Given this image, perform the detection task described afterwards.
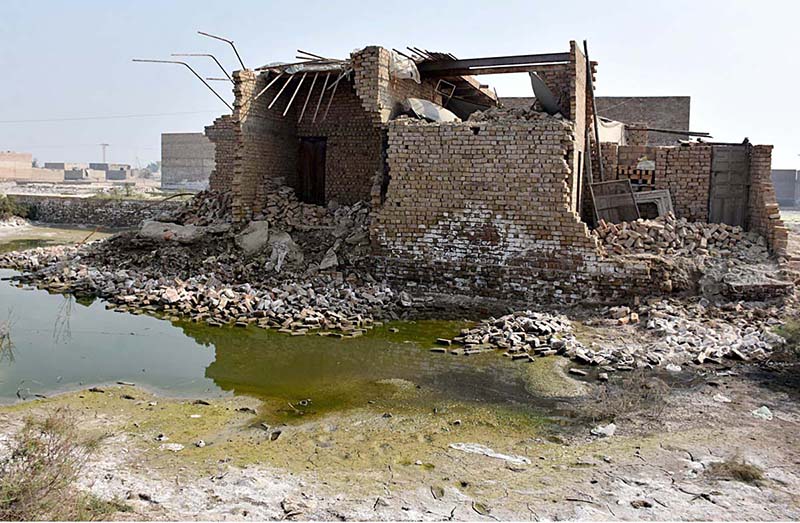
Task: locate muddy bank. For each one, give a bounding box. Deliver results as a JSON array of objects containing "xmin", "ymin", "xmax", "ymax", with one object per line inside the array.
[{"xmin": 1, "ymin": 361, "xmax": 798, "ymax": 521}]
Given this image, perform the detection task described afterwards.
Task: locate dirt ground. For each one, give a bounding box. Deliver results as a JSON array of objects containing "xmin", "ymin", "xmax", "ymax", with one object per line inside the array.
[{"xmin": 1, "ymin": 357, "xmax": 798, "ymax": 521}]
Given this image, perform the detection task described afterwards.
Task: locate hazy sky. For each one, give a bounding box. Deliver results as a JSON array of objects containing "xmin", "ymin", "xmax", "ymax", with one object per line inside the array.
[{"xmin": 1, "ymin": 0, "xmax": 798, "ymax": 168}]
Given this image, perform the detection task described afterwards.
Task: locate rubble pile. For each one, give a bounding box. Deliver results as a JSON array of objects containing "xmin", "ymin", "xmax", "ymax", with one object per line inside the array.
[
  {"xmin": 0, "ymin": 244, "xmax": 396, "ymax": 335},
  {"xmin": 594, "ymin": 214, "xmax": 767, "ymax": 259},
  {"xmin": 641, "ymin": 299, "xmax": 783, "ymax": 364},
  {"xmin": 160, "ymin": 190, "xmax": 232, "ymax": 226},
  {"xmin": 469, "ymin": 106, "xmax": 568, "ymax": 124},
  {"xmin": 431, "ymin": 300, "xmax": 787, "ymax": 373},
  {"xmin": 433, "ymin": 311, "xmax": 584, "ymax": 361}
]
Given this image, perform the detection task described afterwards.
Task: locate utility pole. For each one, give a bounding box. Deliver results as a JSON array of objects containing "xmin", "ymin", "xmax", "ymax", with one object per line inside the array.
[{"xmin": 99, "ymin": 143, "xmax": 109, "ymax": 163}]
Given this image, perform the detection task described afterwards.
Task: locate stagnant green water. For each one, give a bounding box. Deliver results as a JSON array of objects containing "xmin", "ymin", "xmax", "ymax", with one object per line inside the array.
[{"xmin": 0, "ymin": 226, "xmax": 558, "ymax": 420}]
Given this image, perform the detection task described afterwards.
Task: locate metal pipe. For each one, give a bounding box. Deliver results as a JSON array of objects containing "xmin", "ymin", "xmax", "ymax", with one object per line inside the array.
[
  {"xmin": 253, "ymin": 72, "xmax": 284, "ymax": 101},
  {"xmin": 283, "ymin": 72, "xmax": 307, "ymax": 117},
  {"xmin": 132, "ymin": 59, "xmax": 232, "ymax": 111},
  {"xmin": 297, "ymin": 49, "xmax": 329, "ymax": 61},
  {"xmin": 197, "ymin": 31, "xmax": 246, "ymax": 70},
  {"xmin": 268, "ymin": 75, "xmax": 294, "ymax": 110},
  {"xmin": 172, "ymin": 53, "xmax": 232, "ymax": 82},
  {"xmin": 298, "ymin": 73, "xmax": 319, "ymax": 123},
  {"xmin": 322, "ymin": 73, "xmax": 339, "ymax": 121},
  {"xmin": 312, "ymin": 73, "xmax": 330, "ymax": 123}
]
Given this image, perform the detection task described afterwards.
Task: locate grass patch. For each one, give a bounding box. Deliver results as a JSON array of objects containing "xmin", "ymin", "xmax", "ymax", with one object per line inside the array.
[
  {"xmin": 775, "ymin": 319, "xmax": 800, "ymax": 356},
  {"xmin": 707, "ymin": 456, "xmax": 764, "ymax": 484},
  {"xmin": 0, "ymin": 408, "xmax": 129, "ymax": 520}
]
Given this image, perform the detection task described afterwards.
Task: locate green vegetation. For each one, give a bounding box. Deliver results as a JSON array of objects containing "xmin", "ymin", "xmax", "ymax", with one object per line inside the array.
[
  {"xmin": 0, "ymin": 196, "xmax": 31, "ymax": 221},
  {"xmin": 0, "ymin": 408, "xmax": 130, "ymax": 520},
  {"xmin": 775, "ymin": 318, "xmax": 800, "ymax": 356}
]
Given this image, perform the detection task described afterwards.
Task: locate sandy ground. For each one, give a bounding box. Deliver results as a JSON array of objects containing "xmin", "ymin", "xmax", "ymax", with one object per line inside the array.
[{"xmin": 1, "ymin": 358, "xmax": 798, "ymax": 521}]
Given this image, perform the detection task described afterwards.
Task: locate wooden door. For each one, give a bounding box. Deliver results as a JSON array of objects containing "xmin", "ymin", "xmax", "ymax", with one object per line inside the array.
[
  {"xmin": 709, "ymin": 145, "xmax": 749, "ymax": 227},
  {"xmin": 297, "ymin": 137, "xmax": 326, "ymax": 205}
]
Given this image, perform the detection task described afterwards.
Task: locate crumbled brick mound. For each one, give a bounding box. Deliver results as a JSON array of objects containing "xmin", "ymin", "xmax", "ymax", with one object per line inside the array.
[
  {"xmin": 165, "ymin": 190, "xmax": 233, "ymax": 226},
  {"xmin": 468, "ymin": 106, "xmax": 569, "ymax": 123},
  {"xmin": 593, "ymin": 213, "xmax": 767, "ymax": 258},
  {"xmin": 434, "ymin": 311, "xmax": 583, "ymax": 361}
]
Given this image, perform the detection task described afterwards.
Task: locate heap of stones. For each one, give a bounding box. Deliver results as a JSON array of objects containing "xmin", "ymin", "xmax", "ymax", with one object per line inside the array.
[
  {"xmin": 430, "ymin": 301, "xmax": 787, "ymax": 373},
  {"xmin": 593, "ymin": 213, "xmax": 767, "ymax": 259},
  {"xmin": 468, "ymin": 106, "xmax": 569, "ymax": 125},
  {"xmin": 0, "ymin": 244, "xmax": 396, "ymax": 336},
  {"xmin": 165, "ymin": 190, "xmax": 232, "ymax": 226},
  {"xmin": 432, "ymin": 311, "xmax": 584, "ymax": 362}
]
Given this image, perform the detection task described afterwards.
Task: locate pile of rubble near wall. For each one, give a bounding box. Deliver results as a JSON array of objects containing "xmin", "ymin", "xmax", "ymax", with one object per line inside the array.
[
  {"xmin": 432, "ymin": 299, "xmax": 788, "ymax": 372},
  {"xmin": 593, "ymin": 213, "xmax": 796, "ymax": 300},
  {"xmin": 0, "ymin": 186, "xmax": 393, "ymax": 335}
]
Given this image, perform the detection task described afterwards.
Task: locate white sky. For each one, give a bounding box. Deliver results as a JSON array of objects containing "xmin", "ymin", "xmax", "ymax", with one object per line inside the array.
[{"xmin": 1, "ymin": 0, "xmax": 798, "ymax": 168}]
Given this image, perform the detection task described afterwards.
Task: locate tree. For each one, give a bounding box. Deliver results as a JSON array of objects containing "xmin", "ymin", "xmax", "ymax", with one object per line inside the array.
[{"xmin": 145, "ymin": 161, "xmax": 161, "ymax": 174}]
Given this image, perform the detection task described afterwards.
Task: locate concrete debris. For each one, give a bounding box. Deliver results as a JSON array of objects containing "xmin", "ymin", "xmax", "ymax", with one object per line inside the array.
[
  {"xmin": 713, "ymin": 394, "xmax": 732, "ymax": 403},
  {"xmin": 448, "ymin": 442, "xmax": 531, "ymax": 465},
  {"xmin": 235, "ymin": 220, "xmax": 270, "ymax": 255},
  {"xmin": 139, "ymin": 220, "xmax": 207, "ymax": 244},
  {"xmin": 751, "ymin": 405, "xmax": 773, "ymax": 420},
  {"xmin": 590, "ymin": 423, "xmax": 616, "ymax": 437}
]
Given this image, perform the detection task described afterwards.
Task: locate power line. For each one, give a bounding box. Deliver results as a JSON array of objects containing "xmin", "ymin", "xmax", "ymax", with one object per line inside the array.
[{"xmin": 0, "ymin": 110, "xmax": 220, "ymax": 124}]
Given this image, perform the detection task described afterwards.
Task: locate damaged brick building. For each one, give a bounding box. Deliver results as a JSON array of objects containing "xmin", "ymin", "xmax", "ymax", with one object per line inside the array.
[{"xmin": 204, "ymin": 41, "xmax": 788, "ymax": 302}]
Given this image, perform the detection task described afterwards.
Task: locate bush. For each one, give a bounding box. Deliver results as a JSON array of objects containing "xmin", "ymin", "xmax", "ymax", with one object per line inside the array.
[
  {"xmin": 0, "ymin": 409, "xmax": 128, "ymax": 520},
  {"xmin": 0, "ymin": 196, "xmax": 30, "ymax": 221}
]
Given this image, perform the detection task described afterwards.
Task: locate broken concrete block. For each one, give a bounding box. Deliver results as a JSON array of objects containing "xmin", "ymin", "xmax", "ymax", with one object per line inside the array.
[
  {"xmin": 235, "ymin": 220, "xmax": 270, "ymax": 255},
  {"xmin": 139, "ymin": 220, "xmax": 205, "ymax": 244}
]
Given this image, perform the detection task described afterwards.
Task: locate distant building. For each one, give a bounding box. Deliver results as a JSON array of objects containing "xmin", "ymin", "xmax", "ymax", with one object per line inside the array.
[
  {"xmin": 500, "ymin": 96, "xmax": 691, "ymax": 146},
  {"xmin": 161, "ymin": 133, "xmax": 215, "ymax": 191},
  {"xmin": 772, "ymin": 169, "xmax": 798, "ymax": 207},
  {"xmin": 593, "ymin": 96, "xmax": 691, "ymax": 145}
]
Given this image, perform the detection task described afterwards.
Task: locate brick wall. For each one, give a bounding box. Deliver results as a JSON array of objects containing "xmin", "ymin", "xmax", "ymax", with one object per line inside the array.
[
  {"xmin": 748, "ymin": 145, "xmax": 789, "ymax": 255},
  {"xmin": 598, "ymin": 143, "xmax": 712, "ymax": 222},
  {"xmin": 370, "ymin": 116, "xmax": 664, "ymax": 303},
  {"xmin": 205, "ymin": 115, "xmax": 235, "ymax": 192},
  {"xmin": 161, "ymin": 132, "xmax": 215, "ymax": 191}
]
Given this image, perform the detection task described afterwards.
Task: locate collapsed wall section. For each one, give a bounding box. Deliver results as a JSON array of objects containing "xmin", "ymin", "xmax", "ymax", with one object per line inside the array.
[
  {"xmin": 371, "ymin": 116, "xmax": 657, "ymax": 302},
  {"xmin": 749, "ymin": 145, "xmax": 789, "ymax": 255},
  {"xmin": 205, "ymin": 115, "xmax": 236, "ymax": 192}
]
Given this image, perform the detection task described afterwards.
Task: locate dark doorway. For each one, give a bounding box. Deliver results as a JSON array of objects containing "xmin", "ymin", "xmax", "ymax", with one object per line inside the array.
[
  {"xmin": 297, "ymin": 137, "xmax": 326, "ymax": 205},
  {"xmin": 709, "ymin": 144, "xmax": 750, "ymax": 227}
]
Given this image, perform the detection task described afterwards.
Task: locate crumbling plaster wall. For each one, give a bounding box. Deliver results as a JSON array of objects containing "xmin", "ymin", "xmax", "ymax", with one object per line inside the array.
[{"xmin": 371, "ymin": 117, "xmax": 659, "ymax": 302}]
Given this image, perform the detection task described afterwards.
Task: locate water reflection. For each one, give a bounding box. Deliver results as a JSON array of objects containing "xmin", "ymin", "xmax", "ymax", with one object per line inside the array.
[{"xmin": 0, "ymin": 267, "xmax": 553, "ymax": 419}]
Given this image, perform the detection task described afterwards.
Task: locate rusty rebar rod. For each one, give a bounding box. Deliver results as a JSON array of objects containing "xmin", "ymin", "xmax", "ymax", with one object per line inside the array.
[
  {"xmin": 172, "ymin": 53, "xmax": 232, "ymax": 82},
  {"xmin": 197, "ymin": 31, "xmax": 246, "ymax": 70},
  {"xmin": 132, "ymin": 59, "xmax": 232, "ymax": 111}
]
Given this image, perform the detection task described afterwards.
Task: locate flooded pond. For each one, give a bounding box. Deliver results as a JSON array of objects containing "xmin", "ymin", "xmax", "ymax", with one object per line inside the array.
[
  {"xmin": 0, "ymin": 226, "xmax": 568, "ymax": 422},
  {"xmin": 0, "ymin": 223, "xmax": 112, "ymax": 254}
]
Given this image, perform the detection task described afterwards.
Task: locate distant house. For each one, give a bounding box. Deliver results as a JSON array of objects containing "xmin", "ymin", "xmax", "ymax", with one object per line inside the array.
[{"xmin": 772, "ymin": 169, "xmax": 799, "ymax": 207}]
